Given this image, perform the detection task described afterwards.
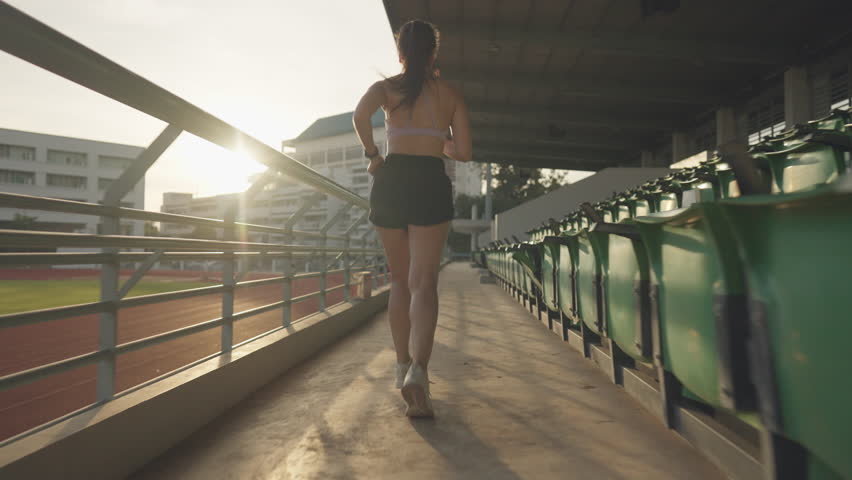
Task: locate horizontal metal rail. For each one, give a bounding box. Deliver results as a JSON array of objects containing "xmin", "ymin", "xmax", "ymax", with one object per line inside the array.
[
  {"xmin": 0, "ymin": 229, "xmax": 381, "ymax": 253},
  {"xmin": 0, "ymin": 350, "xmax": 107, "ymax": 393},
  {"xmin": 1, "ymin": 270, "xmax": 361, "ymax": 328},
  {"xmin": 0, "ymin": 193, "xmax": 345, "ymax": 241},
  {"xmin": 0, "ymin": 251, "xmax": 343, "ymax": 266},
  {"xmin": 0, "ymin": 280, "xmax": 364, "ymax": 394},
  {"xmin": 118, "ymin": 285, "xmax": 228, "ymax": 309},
  {"xmin": 0, "ymin": 1, "xmax": 390, "ymax": 443},
  {"xmin": 0, "ymin": 301, "xmax": 110, "ymax": 329},
  {"xmin": 0, "ymin": 3, "xmax": 367, "ymax": 209}
]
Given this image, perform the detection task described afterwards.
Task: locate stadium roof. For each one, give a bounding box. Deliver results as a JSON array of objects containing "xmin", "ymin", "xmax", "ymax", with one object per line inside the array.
[{"xmin": 381, "ymin": 0, "xmax": 852, "ymax": 170}]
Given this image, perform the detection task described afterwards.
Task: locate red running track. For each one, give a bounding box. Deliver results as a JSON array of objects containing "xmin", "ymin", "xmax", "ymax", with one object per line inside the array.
[{"xmin": 0, "ymin": 272, "xmax": 386, "ymax": 442}]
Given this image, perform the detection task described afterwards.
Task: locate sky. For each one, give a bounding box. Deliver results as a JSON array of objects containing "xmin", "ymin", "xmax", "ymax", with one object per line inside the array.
[{"xmin": 1, "ymin": 0, "xmax": 400, "ymax": 211}]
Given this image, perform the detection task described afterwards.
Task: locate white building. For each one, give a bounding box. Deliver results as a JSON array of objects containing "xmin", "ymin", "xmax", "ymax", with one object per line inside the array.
[
  {"xmin": 160, "ymin": 192, "xmax": 238, "ymax": 238},
  {"xmin": 0, "ymin": 128, "xmax": 145, "ymax": 237},
  {"xmin": 284, "ymin": 109, "xmax": 482, "ymax": 201},
  {"xmin": 448, "ymin": 160, "xmax": 483, "ymax": 198},
  {"xmin": 160, "ymin": 109, "xmax": 483, "ymax": 242}
]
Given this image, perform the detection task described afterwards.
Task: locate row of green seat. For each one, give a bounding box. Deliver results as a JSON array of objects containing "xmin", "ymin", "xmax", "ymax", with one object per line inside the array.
[{"xmin": 477, "ymin": 109, "xmax": 852, "ymax": 480}]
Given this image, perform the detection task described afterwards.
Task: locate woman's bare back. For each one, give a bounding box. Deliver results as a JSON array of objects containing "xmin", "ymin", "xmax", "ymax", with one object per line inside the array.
[{"xmin": 381, "ymin": 77, "xmax": 460, "ymax": 158}]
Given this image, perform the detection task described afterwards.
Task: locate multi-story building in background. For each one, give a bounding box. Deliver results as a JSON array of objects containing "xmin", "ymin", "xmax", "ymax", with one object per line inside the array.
[
  {"xmin": 0, "ymin": 128, "xmax": 145, "ymax": 238},
  {"xmin": 283, "ymin": 108, "xmax": 482, "ymax": 211},
  {"xmin": 161, "ymin": 109, "xmax": 483, "ymax": 244}
]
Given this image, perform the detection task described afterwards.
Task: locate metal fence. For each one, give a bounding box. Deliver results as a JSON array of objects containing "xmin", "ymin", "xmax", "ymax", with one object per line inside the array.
[{"xmin": 0, "ymin": 1, "xmax": 388, "ymax": 441}]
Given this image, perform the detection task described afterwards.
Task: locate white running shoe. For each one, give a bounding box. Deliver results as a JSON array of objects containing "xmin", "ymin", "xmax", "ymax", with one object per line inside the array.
[
  {"xmin": 401, "ymin": 362, "xmax": 434, "ymax": 417},
  {"xmin": 395, "ymin": 359, "xmax": 412, "ymax": 389}
]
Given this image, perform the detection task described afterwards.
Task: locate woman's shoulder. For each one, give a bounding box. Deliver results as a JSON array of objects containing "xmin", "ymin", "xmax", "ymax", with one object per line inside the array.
[
  {"xmin": 433, "ymin": 78, "xmax": 458, "ymax": 94},
  {"xmin": 380, "ymin": 75, "xmax": 404, "ymax": 89},
  {"xmin": 434, "ymin": 78, "xmax": 463, "ymax": 105}
]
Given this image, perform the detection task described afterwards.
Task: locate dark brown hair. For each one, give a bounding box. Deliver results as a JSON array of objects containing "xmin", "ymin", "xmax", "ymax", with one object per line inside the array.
[{"xmin": 390, "ymin": 20, "xmax": 440, "ymax": 112}]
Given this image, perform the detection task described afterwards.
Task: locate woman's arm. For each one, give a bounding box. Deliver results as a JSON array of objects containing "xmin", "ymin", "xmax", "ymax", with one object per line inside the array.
[
  {"xmin": 443, "ymin": 85, "xmax": 472, "ymax": 162},
  {"xmin": 353, "ymin": 81, "xmax": 386, "ymax": 173}
]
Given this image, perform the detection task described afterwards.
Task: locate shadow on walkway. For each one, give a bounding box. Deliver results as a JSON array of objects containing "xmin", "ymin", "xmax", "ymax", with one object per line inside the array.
[{"xmin": 131, "ymin": 263, "xmax": 724, "ymax": 480}]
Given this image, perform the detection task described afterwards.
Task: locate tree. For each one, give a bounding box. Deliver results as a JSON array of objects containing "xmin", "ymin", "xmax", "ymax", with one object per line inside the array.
[
  {"xmin": 453, "ymin": 167, "xmax": 567, "ymax": 220},
  {"xmin": 7, "ymin": 213, "xmax": 38, "ymax": 230},
  {"xmin": 447, "ymin": 167, "xmax": 568, "ymax": 254},
  {"xmin": 0, "ymin": 214, "xmax": 48, "ymax": 253},
  {"xmin": 144, "ymin": 222, "xmax": 160, "ymax": 237},
  {"xmin": 491, "ymin": 165, "xmax": 566, "ymax": 215}
]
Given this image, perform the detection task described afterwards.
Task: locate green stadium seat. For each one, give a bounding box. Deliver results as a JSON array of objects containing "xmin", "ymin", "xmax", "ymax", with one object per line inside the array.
[
  {"xmin": 540, "ymin": 236, "xmax": 561, "ymax": 313},
  {"xmin": 634, "ymin": 204, "xmax": 755, "ymax": 413},
  {"xmin": 721, "ymin": 177, "xmax": 852, "ymax": 479}
]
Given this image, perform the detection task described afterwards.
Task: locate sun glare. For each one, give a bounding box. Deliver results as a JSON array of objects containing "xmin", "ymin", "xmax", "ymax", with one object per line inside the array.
[{"xmin": 176, "ymin": 136, "xmax": 267, "ymax": 197}]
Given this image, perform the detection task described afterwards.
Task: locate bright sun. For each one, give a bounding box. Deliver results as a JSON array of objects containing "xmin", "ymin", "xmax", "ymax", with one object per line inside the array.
[{"xmin": 174, "ymin": 135, "xmax": 268, "ymax": 197}]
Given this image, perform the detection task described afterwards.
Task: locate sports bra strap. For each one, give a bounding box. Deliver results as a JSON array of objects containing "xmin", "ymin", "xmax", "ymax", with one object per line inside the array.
[{"xmin": 385, "ymin": 87, "xmax": 449, "ymax": 139}]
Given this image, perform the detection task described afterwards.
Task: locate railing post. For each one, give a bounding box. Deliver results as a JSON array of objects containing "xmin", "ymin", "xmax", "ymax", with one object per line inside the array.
[
  {"xmin": 97, "ymin": 123, "xmax": 181, "ymax": 402},
  {"xmin": 318, "ymin": 233, "xmax": 327, "ymax": 310},
  {"xmin": 361, "ymin": 235, "xmax": 368, "ymax": 273},
  {"xmin": 281, "ymin": 192, "xmax": 324, "ymax": 322},
  {"xmin": 318, "ymin": 204, "xmax": 353, "ymax": 310},
  {"xmin": 343, "ymin": 233, "xmax": 351, "ymax": 301},
  {"xmin": 282, "ymin": 231, "xmax": 293, "ymax": 327},
  {"xmin": 221, "ymin": 211, "xmax": 236, "ymax": 352},
  {"xmin": 342, "ymin": 210, "xmax": 368, "ymax": 301},
  {"xmin": 97, "ymin": 214, "xmax": 119, "ymax": 402}
]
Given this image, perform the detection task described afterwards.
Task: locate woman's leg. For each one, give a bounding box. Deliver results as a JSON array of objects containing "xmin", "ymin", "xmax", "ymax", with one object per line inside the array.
[
  {"xmin": 376, "ymin": 226, "xmax": 412, "ymax": 363},
  {"xmin": 407, "ymin": 222, "xmax": 450, "ymax": 368}
]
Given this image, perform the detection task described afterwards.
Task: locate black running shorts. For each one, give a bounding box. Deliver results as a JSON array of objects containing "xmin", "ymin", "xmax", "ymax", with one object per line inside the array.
[{"xmin": 369, "ymin": 153, "xmax": 454, "ymax": 230}]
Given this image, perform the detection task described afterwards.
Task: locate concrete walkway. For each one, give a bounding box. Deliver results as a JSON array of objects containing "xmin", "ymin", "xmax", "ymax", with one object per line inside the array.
[{"xmin": 131, "ymin": 263, "xmax": 724, "ymax": 480}]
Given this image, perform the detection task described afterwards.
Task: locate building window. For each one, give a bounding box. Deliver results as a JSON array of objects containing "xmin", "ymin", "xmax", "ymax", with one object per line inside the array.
[
  {"xmin": 0, "ymin": 169, "xmax": 36, "ymax": 185},
  {"xmin": 309, "ymin": 151, "xmax": 325, "ymax": 166},
  {"xmin": 47, "ymin": 149, "xmax": 88, "ymax": 167},
  {"xmin": 193, "ymin": 204, "xmax": 217, "ymax": 213},
  {"xmin": 0, "ymin": 144, "xmax": 35, "ymax": 162},
  {"xmin": 98, "ymin": 177, "xmax": 114, "ymax": 191},
  {"xmin": 96, "ymin": 223, "xmax": 133, "ymax": 235},
  {"xmin": 272, "ymin": 198, "xmax": 301, "ymax": 208},
  {"xmin": 98, "ymin": 155, "xmax": 133, "ymax": 170},
  {"xmin": 352, "ymin": 175, "xmax": 369, "ymax": 185},
  {"xmin": 345, "ymin": 145, "xmax": 361, "ymax": 160},
  {"xmin": 327, "ymin": 148, "xmax": 343, "ymax": 163},
  {"xmin": 351, "ymin": 167, "xmax": 367, "ymax": 174},
  {"xmin": 46, "ymin": 173, "xmax": 87, "ymax": 189}
]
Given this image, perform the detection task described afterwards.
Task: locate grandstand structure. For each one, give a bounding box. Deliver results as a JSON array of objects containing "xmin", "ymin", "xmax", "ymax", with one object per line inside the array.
[
  {"xmin": 451, "ymin": 1, "xmax": 852, "ymax": 478},
  {"xmin": 2, "ymin": 1, "xmax": 852, "ymax": 479}
]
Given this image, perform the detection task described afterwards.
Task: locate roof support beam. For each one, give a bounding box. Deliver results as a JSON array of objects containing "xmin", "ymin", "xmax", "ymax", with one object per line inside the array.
[
  {"xmin": 439, "ymin": 24, "xmax": 787, "ymax": 65},
  {"xmin": 475, "ymin": 143, "xmax": 634, "ymax": 161},
  {"xmin": 454, "ymin": 72, "xmax": 716, "ymax": 105},
  {"xmin": 474, "ymin": 147, "xmax": 634, "ymax": 170},
  {"xmin": 472, "ymin": 154, "xmax": 633, "ymax": 171},
  {"xmin": 472, "ymin": 127, "xmax": 647, "ymax": 151},
  {"xmin": 468, "ymin": 103, "xmax": 681, "ymax": 131}
]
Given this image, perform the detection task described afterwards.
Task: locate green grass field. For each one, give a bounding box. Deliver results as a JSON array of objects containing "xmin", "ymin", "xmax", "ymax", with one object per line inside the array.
[{"xmin": 0, "ymin": 279, "xmax": 216, "ymax": 315}]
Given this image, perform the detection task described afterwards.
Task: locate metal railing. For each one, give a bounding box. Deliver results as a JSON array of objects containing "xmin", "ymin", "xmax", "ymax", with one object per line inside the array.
[{"xmin": 0, "ymin": 1, "xmax": 389, "ymax": 441}]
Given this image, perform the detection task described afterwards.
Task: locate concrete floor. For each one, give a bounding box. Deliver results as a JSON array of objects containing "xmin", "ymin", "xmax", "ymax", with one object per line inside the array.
[{"xmin": 131, "ymin": 263, "xmax": 724, "ymax": 480}]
